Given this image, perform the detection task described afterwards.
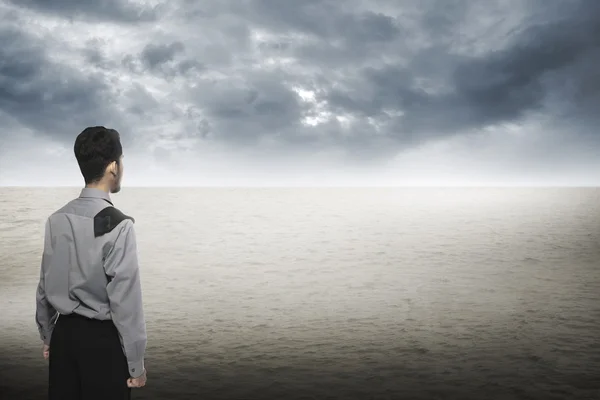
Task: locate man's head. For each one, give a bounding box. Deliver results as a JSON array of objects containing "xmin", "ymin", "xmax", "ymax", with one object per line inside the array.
[{"xmin": 74, "ymin": 126, "xmax": 125, "ymax": 193}]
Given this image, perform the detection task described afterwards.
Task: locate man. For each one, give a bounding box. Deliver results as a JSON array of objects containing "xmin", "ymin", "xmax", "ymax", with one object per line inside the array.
[{"xmin": 35, "ymin": 126, "xmax": 148, "ymax": 400}]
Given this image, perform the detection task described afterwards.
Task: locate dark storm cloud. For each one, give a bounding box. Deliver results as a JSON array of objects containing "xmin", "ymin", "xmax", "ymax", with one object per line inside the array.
[
  {"xmin": 165, "ymin": 0, "xmax": 599, "ymax": 157},
  {"xmin": 0, "ymin": 27, "xmax": 119, "ymax": 140},
  {"xmin": 234, "ymin": 0, "xmax": 471, "ymax": 67},
  {"xmin": 322, "ymin": 0, "xmax": 600, "ymax": 142},
  {"xmin": 235, "ymin": 0, "xmax": 405, "ymax": 68},
  {"xmin": 118, "ymin": 41, "xmax": 205, "ymax": 79},
  {"xmin": 2, "ymin": 0, "xmax": 599, "ymax": 163},
  {"xmin": 141, "ymin": 42, "xmax": 185, "ymax": 69},
  {"xmin": 452, "ymin": 1, "xmax": 600, "ymax": 124},
  {"xmin": 187, "ymin": 73, "xmax": 306, "ymax": 146},
  {"xmin": 248, "ymin": 0, "xmax": 401, "ymax": 44},
  {"xmin": 6, "ymin": 0, "xmax": 160, "ymax": 22}
]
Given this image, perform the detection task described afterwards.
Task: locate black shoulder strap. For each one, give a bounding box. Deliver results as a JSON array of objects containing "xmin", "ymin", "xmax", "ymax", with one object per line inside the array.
[{"xmin": 93, "ymin": 206, "xmax": 135, "ymax": 238}]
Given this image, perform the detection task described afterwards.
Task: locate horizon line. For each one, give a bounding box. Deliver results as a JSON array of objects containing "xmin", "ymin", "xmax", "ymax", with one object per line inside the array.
[{"xmin": 1, "ymin": 184, "xmax": 598, "ymax": 189}]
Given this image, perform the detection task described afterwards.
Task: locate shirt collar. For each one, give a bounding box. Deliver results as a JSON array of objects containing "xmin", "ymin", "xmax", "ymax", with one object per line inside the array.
[{"xmin": 79, "ymin": 188, "xmax": 113, "ymax": 205}]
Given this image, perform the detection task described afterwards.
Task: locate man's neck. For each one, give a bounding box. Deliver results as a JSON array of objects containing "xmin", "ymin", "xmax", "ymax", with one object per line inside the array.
[{"xmin": 85, "ymin": 183, "xmax": 111, "ymax": 194}]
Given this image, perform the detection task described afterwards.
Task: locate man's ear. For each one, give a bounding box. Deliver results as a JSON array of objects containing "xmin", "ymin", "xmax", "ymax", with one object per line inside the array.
[{"xmin": 108, "ymin": 160, "xmax": 117, "ymax": 176}]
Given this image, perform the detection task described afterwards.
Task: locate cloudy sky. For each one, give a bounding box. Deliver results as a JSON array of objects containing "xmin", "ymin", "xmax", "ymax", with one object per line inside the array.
[{"xmin": 0, "ymin": 0, "xmax": 598, "ymax": 186}]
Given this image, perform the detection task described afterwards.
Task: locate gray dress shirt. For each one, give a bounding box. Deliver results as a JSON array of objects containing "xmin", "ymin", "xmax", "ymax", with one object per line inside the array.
[{"xmin": 35, "ymin": 188, "xmax": 147, "ymax": 378}]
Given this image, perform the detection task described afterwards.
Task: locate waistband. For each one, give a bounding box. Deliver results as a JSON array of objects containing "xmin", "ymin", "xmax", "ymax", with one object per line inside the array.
[{"xmin": 59, "ymin": 312, "xmax": 112, "ymax": 323}]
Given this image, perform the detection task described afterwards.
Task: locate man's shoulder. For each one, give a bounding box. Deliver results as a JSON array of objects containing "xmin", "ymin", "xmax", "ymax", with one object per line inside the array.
[
  {"xmin": 49, "ymin": 199, "xmax": 76, "ymax": 216},
  {"xmin": 93, "ymin": 206, "xmax": 135, "ymax": 238},
  {"xmin": 45, "ymin": 200, "xmax": 75, "ymax": 227},
  {"xmin": 45, "ymin": 199, "xmax": 135, "ymax": 237}
]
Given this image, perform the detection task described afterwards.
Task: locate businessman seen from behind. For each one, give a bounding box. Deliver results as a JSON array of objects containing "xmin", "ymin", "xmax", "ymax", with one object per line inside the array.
[{"xmin": 35, "ymin": 126, "xmax": 147, "ymax": 400}]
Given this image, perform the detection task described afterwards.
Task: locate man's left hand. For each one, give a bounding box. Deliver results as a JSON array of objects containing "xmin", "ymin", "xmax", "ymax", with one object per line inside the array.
[{"xmin": 42, "ymin": 343, "xmax": 50, "ymax": 360}]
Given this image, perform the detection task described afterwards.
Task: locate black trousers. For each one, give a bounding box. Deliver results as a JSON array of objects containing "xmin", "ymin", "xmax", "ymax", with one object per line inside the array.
[{"xmin": 49, "ymin": 312, "xmax": 131, "ymax": 400}]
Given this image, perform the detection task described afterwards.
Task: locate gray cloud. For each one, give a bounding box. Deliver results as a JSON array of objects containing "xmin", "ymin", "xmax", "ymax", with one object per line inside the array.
[
  {"xmin": 194, "ymin": 74, "xmax": 305, "ymax": 144},
  {"xmin": 169, "ymin": 0, "xmax": 600, "ymax": 158},
  {"xmin": 122, "ymin": 41, "xmax": 205, "ymax": 79},
  {"xmin": 6, "ymin": 0, "xmax": 160, "ymax": 22},
  {"xmin": 322, "ymin": 0, "xmax": 600, "ymax": 144},
  {"xmin": 0, "ymin": 27, "xmax": 120, "ymax": 139},
  {"xmin": 246, "ymin": 0, "xmax": 401, "ymax": 44},
  {"xmin": 1, "ymin": 0, "xmax": 599, "ymax": 180},
  {"xmin": 141, "ymin": 42, "xmax": 185, "ymax": 69}
]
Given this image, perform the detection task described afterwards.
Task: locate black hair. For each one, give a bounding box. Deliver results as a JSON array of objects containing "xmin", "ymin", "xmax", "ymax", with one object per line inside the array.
[{"xmin": 74, "ymin": 126, "xmax": 123, "ymax": 184}]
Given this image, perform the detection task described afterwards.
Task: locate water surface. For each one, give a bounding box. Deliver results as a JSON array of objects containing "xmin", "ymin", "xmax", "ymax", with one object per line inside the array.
[{"xmin": 1, "ymin": 187, "xmax": 599, "ymax": 399}]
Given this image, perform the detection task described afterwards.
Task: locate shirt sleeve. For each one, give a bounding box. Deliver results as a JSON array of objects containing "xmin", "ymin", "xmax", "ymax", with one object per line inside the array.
[
  {"xmin": 104, "ymin": 220, "xmax": 147, "ymax": 378},
  {"xmin": 35, "ymin": 218, "xmax": 59, "ymax": 346}
]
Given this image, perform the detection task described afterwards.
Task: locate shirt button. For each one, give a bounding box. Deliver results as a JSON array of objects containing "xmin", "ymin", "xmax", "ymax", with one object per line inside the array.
[{"xmin": 132, "ymin": 368, "xmax": 135, "ymax": 372}]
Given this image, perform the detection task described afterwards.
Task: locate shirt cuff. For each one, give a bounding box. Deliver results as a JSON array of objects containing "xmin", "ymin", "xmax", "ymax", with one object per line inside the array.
[
  {"xmin": 40, "ymin": 329, "xmax": 53, "ymax": 346},
  {"xmin": 128, "ymin": 359, "xmax": 145, "ymax": 378}
]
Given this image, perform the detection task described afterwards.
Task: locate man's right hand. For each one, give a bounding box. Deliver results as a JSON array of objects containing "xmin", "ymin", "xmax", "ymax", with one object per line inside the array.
[{"xmin": 127, "ymin": 368, "xmax": 147, "ymax": 388}]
